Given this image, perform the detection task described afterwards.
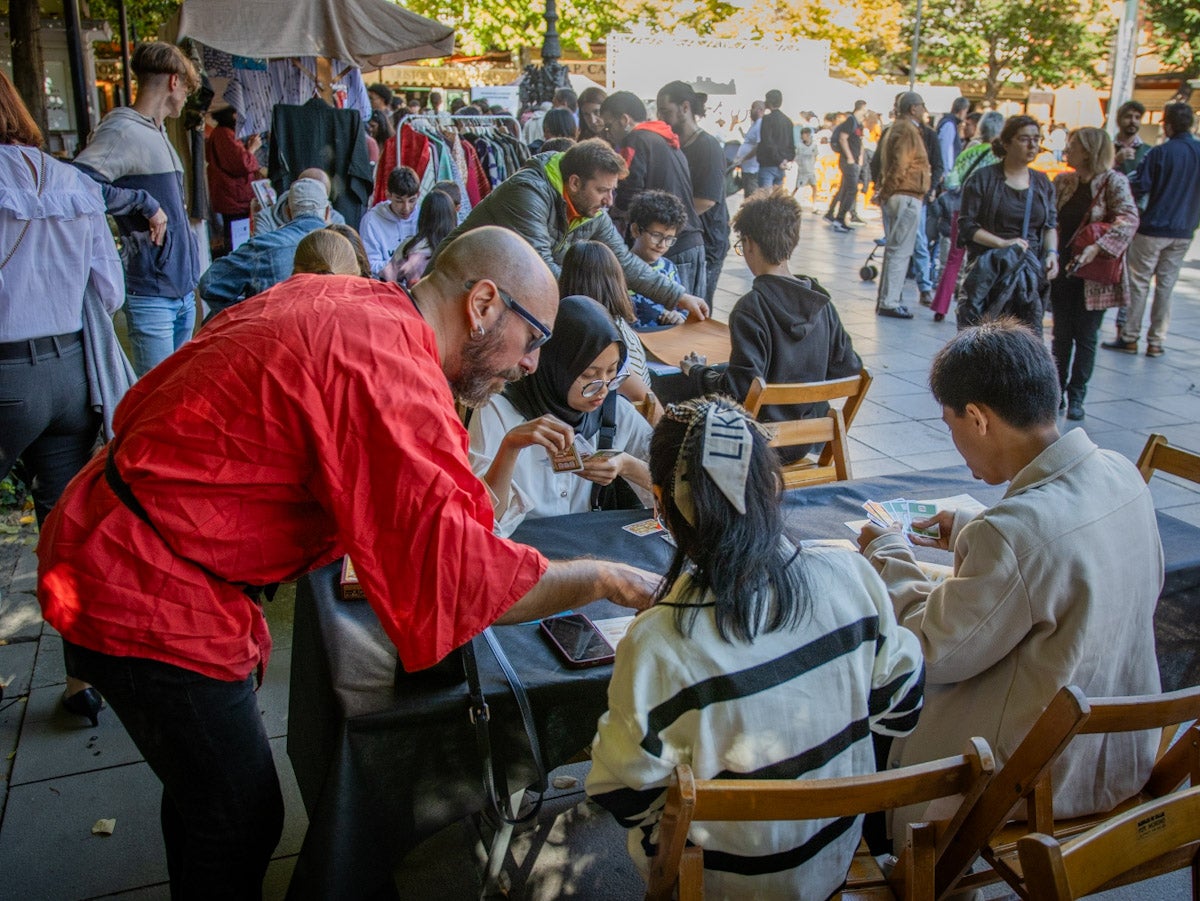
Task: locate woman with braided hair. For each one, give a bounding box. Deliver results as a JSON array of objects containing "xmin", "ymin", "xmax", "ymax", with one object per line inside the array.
[{"xmin": 587, "ymin": 396, "xmax": 925, "ymax": 899}]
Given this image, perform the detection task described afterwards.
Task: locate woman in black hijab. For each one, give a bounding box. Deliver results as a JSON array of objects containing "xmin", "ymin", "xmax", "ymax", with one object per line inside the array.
[{"xmin": 468, "ymin": 296, "xmax": 654, "ymax": 537}]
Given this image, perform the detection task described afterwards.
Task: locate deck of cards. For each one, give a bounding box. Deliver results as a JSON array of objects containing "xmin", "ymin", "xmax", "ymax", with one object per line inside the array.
[
  {"xmin": 863, "ymin": 498, "xmax": 941, "ymax": 539},
  {"xmin": 622, "ymin": 518, "xmax": 664, "ymax": 537}
]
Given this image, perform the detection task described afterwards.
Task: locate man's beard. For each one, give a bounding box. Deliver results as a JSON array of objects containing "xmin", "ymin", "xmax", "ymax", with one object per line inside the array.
[{"xmin": 452, "ymin": 314, "xmax": 526, "ymax": 408}]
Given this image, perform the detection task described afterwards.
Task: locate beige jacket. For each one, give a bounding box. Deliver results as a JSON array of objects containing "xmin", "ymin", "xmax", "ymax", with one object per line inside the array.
[{"xmin": 865, "ymin": 429, "xmax": 1163, "ymax": 826}]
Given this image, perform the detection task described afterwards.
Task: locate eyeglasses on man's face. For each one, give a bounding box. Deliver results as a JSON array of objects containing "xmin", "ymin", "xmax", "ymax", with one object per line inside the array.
[
  {"xmin": 464, "ymin": 280, "xmax": 552, "ymax": 352},
  {"xmin": 733, "ymin": 239, "xmax": 745, "ymax": 256},
  {"xmin": 579, "ymin": 373, "xmax": 629, "ymax": 398}
]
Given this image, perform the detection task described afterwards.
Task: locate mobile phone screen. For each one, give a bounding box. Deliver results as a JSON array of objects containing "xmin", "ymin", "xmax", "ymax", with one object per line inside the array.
[{"xmin": 541, "ymin": 614, "xmax": 613, "ymax": 665}]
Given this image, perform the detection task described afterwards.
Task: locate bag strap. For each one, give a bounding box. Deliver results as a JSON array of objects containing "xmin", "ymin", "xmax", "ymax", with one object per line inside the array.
[
  {"xmin": 0, "ymin": 149, "xmax": 45, "ymax": 273},
  {"xmin": 1063, "ymin": 172, "xmax": 1112, "ymax": 252},
  {"xmin": 1021, "ymin": 175, "xmax": 1035, "ymax": 241},
  {"xmin": 589, "ymin": 391, "xmax": 620, "ymax": 510},
  {"xmin": 104, "ymin": 445, "xmax": 278, "ymax": 605},
  {"xmin": 462, "ymin": 627, "xmax": 547, "ymax": 825}
]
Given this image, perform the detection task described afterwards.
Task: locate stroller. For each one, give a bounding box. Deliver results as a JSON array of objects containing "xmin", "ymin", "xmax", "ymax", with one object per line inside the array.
[{"xmin": 859, "ymin": 237, "xmax": 887, "ymax": 281}]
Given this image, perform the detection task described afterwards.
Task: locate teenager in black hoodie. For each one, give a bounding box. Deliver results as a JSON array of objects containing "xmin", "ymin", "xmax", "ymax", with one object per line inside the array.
[{"xmin": 681, "ymin": 188, "xmax": 861, "ymax": 456}]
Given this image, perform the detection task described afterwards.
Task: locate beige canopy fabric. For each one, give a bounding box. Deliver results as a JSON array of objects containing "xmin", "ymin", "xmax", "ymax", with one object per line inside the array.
[{"xmin": 173, "ymin": 0, "xmax": 454, "ymax": 68}]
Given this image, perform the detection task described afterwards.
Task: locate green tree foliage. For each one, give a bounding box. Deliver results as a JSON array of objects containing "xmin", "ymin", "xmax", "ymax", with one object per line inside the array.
[
  {"xmin": 906, "ymin": 0, "xmax": 1113, "ymax": 100},
  {"xmin": 1143, "ymin": 0, "xmax": 1199, "ymax": 78},
  {"xmin": 402, "ymin": 0, "xmax": 626, "ymax": 57},
  {"xmin": 86, "ymin": 0, "xmax": 180, "ymax": 41}
]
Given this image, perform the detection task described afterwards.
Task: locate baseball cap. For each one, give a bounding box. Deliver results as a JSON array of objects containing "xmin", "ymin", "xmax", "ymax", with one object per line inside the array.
[{"xmin": 288, "ymin": 178, "xmax": 329, "ymax": 218}]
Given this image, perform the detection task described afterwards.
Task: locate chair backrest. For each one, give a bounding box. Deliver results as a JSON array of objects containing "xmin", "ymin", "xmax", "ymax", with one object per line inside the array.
[
  {"xmin": 1017, "ymin": 786, "xmax": 1200, "ymax": 900},
  {"xmin": 743, "ymin": 369, "xmax": 872, "ymax": 488},
  {"xmin": 645, "ymin": 737, "xmax": 996, "ymax": 901},
  {"xmin": 935, "ymin": 684, "xmax": 1200, "ymax": 897},
  {"xmin": 1137, "ymin": 434, "xmax": 1200, "ymax": 485},
  {"xmin": 932, "ymin": 686, "xmax": 1092, "ymax": 895},
  {"xmin": 1027, "ymin": 685, "xmax": 1200, "ymax": 828}
]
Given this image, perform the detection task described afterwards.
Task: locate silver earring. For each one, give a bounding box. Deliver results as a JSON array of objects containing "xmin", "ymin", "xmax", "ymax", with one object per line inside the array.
[{"xmin": 474, "ymin": 325, "xmax": 486, "ymax": 338}]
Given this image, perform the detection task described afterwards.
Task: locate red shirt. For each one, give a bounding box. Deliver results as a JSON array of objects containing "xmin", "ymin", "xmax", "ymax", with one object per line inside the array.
[
  {"xmin": 39, "ymin": 275, "xmax": 547, "ymax": 681},
  {"xmin": 205, "ymin": 125, "xmax": 259, "ymax": 217}
]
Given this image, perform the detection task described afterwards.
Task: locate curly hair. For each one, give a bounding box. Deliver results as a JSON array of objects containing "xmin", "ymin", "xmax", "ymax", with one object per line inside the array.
[
  {"xmin": 627, "ymin": 189, "xmax": 688, "ymax": 232},
  {"xmin": 731, "ymin": 187, "xmax": 801, "ymax": 265}
]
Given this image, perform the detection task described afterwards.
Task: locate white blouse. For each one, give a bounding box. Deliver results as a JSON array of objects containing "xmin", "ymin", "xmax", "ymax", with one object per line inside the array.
[{"xmin": 468, "ymin": 393, "xmax": 654, "ymax": 538}]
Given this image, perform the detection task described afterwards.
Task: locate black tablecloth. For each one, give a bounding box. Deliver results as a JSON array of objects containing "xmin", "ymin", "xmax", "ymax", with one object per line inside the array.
[{"xmin": 285, "ymin": 465, "xmax": 1200, "ymax": 899}]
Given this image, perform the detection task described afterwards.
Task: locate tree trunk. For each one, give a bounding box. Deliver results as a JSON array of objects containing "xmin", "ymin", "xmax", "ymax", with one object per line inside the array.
[{"xmin": 8, "ymin": 0, "xmax": 47, "ymax": 141}]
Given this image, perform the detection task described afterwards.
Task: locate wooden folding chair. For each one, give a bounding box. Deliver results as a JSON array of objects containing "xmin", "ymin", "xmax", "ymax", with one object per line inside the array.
[
  {"xmin": 743, "ymin": 369, "xmax": 872, "ymax": 489},
  {"xmin": 1017, "ymin": 785, "xmax": 1200, "ymax": 900},
  {"xmin": 1137, "ymin": 434, "xmax": 1200, "ymax": 485},
  {"xmin": 936, "ymin": 684, "xmax": 1200, "ymax": 899},
  {"xmin": 644, "ymin": 737, "xmax": 996, "ymax": 901}
]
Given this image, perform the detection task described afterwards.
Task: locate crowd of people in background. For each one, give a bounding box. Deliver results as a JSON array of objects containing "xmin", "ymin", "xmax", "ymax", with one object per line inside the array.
[{"xmin": 2, "ymin": 38, "xmax": 1200, "ymax": 898}]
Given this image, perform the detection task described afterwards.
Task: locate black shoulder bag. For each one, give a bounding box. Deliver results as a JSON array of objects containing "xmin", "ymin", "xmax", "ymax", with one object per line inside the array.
[{"xmin": 589, "ymin": 392, "xmax": 645, "ymax": 512}]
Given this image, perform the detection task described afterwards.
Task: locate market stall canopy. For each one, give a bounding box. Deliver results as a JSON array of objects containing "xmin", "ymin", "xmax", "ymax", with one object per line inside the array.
[{"xmin": 171, "ymin": 0, "xmax": 454, "ymax": 67}]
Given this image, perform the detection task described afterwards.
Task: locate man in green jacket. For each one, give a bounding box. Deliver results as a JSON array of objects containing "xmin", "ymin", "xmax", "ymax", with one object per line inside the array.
[{"xmin": 436, "ymin": 138, "xmax": 709, "ymax": 321}]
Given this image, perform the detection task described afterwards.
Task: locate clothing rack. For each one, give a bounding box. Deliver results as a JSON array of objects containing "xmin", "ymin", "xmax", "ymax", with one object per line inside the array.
[{"xmin": 403, "ymin": 113, "xmax": 519, "ymax": 133}]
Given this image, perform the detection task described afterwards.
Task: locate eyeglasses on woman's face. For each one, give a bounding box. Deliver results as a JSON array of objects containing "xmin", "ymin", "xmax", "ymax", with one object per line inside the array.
[{"xmin": 578, "ymin": 373, "xmax": 630, "ymax": 398}]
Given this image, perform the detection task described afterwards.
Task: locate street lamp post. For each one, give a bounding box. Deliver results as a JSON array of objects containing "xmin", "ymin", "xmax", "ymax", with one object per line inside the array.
[
  {"xmin": 521, "ymin": 0, "xmax": 569, "ymax": 108},
  {"xmin": 909, "ymin": 0, "xmax": 924, "ymax": 92}
]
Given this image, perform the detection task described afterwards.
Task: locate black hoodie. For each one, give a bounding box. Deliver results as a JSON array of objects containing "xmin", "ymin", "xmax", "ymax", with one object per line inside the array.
[{"xmin": 688, "ymin": 274, "xmax": 861, "ymax": 451}]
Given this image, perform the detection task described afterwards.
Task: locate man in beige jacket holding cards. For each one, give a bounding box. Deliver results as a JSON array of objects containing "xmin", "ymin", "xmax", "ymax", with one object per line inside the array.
[{"xmin": 857, "ymin": 321, "xmax": 1163, "ymax": 832}]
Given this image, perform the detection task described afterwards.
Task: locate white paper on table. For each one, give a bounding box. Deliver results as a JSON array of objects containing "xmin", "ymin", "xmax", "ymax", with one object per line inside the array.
[{"xmin": 593, "ymin": 615, "xmax": 635, "ymax": 649}]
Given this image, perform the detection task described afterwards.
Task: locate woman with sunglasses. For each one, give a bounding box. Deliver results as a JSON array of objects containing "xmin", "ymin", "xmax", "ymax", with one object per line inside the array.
[
  {"xmin": 587, "ymin": 396, "xmax": 924, "ymax": 898},
  {"xmin": 468, "ymin": 295, "xmax": 654, "ymax": 538}
]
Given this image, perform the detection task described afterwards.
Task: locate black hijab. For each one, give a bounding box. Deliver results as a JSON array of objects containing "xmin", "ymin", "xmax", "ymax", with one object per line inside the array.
[{"xmin": 503, "ymin": 295, "xmax": 627, "ymax": 440}]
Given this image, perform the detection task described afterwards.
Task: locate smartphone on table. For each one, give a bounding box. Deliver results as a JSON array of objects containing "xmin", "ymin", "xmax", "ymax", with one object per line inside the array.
[{"xmin": 539, "ymin": 613, "xmax": 616, "ymax": 668}]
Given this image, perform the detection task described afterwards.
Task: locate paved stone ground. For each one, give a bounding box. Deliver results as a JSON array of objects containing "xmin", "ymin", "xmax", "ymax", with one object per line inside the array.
[{"xmin": 0, "ymin": 204, "xmax": 1196, "ymax": 899}]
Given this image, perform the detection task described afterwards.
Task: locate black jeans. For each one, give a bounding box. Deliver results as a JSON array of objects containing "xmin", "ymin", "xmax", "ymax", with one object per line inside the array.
[
  {"xmin": 0, "ymin": 337, "xmax": 99, "ymax": 526},
  {"xmin": 1051, "ymin": 277, "xmax": 1106, "ymax": 404},
  {"xmin": 834, "ymin": 161, "xmax": 861, "ymax": 223},
  {"xmin": 63, "ymin": 641, "xmax": 284, "ymax": 900}
]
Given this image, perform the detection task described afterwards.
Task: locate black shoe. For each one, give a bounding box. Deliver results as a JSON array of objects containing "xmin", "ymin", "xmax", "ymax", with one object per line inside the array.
[
  {"xmin": 831, "ymin": 222, "xmax": 852, "ymax": 233},
  {"xmin": 62, "ymin": 687, "xmax": 104, "ymax": 727},
  {"xmin": 1101, "ymin": 338, "xmax": 1139, "ymax": 354},
  {"xmin": 1067, "ymin": 401, "xmax": 1085, "ymax": 421},
  {"xmin": 877, "ymin": 306, "xmax": 914, "ymax": 319},
  {"xmin": 823, "ymin": 211, "xmax": 836, "ymax": 221}
]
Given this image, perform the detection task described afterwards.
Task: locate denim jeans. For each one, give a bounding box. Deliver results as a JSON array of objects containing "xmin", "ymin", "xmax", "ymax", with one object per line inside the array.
[
  {"xmin": 667, "ymin": 244, "xmax": 707, "ymax": 299},
  {"xmin": 63, "ymin": 641, "xmax": 284, "ymax": 900},
  {"xmin": 124, "ymin": 292, "xmax": 196, "ymax": 377},
  {"xmin": 911, "ymin": 205, "xmax": 935, "ymax": 291},
  {"xmin": 757, "ymin": 165, "xmax": 784, "ymax": 188}
]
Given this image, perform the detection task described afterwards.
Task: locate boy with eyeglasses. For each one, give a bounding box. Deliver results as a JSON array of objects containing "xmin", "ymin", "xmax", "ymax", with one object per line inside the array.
[{"xmin": 627, "ymin": 190, "xmax": 688, "ymax": 328}]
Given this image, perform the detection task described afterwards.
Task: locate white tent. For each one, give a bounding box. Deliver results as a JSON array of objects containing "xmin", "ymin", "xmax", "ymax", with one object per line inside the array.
[{"xmin": 172, "ymin": 0, "xmax": 454, "ymax": 68}]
